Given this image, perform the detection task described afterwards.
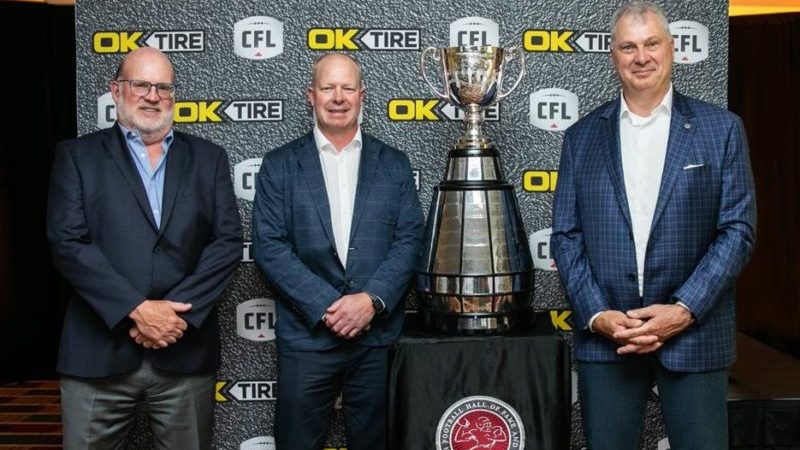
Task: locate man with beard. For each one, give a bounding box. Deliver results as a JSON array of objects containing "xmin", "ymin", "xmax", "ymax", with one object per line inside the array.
[
  {"xmin": 551, "ymin": 2, "xmax": 756, "ymax": 449},
  {"xmin": 47, "ymin": 47, "xmax": 242, "ymax": 449},
  {"xmin": 252, "ymin": 53, "xmax": 424, "ymax": 450}
]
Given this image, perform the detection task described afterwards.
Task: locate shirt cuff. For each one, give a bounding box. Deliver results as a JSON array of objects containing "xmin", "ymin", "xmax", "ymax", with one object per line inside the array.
[
  {"xmin": 587, "ymin": 311, "xmax": 604, "ymax": 332},
  {"xmin": 675, "ymin": 301, "xmax": 693, "ymax": 316}
]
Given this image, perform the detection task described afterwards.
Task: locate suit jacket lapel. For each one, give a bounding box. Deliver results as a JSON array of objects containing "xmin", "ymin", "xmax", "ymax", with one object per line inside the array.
[
  {"xmin": 296, "ymin": 133, "xmax": 337, "ymax": 248},
  {"xmin": 349, "ymin": 134, "xmax": 379, "ymax": 242},
  {"xmin": 104, "ymin": 124, "xmax": 158, "ymax": 230},
  {"xmin": 159, "ymin": 132, "xmax": 190, "ymax": 235},
  {"xmin": 600, "ymin": 99, "xmax": 633, "ymax": 231},
  {"xmin": 650, "ymin": 91, "xmax": 695, "ymax": 232}
]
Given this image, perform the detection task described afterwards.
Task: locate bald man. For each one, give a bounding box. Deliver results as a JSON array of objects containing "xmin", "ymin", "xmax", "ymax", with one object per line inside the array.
[
  {"xmin": 47, "ymin": 47, "xmax": 242, "ymax": 449},
  {"xmin": 253, "ymin": 53, "xmax": 424, "ymax": 449}
]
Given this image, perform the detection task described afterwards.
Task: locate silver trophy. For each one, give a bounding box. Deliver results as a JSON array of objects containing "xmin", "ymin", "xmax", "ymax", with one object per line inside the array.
[{"xmin": 417, "ymin": 46, "xmax": 534, "ymax": 334}]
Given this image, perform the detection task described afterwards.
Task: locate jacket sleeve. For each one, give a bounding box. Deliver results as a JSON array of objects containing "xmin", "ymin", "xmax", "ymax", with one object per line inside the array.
[
  {"xmin": 252, "ymin": 151, "xmax": 343, "ymax": 330},
  {"xmin": 361, "ymin": 152, "xmax": 424, "ymax": 314},
  {"xmin": 163, "ymin": 147, "xmax": 243, "ymax": 328},
  {"xmin": 671, "ymin": 116, "xmax": 757, "ymax": 321},
  {"xmin": 46, "ymin": 142, "xmax": 146, "ymax": 331},
  {"xmin": 550, "ymin": 131, "xmax": 611, "ymax": 329}
]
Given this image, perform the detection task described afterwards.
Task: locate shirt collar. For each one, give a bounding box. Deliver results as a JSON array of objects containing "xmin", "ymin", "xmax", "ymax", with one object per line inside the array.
[
  {"xmin": 620, "ymin": 84, "xmax": 673, "ymax": 125},
  {"xmin": 117, "ymin": 122, "xmax": 174, "ymax": 152},
  {"xmin": 313, "ymin": 125, "xmax": 362, "ymax": 154}
]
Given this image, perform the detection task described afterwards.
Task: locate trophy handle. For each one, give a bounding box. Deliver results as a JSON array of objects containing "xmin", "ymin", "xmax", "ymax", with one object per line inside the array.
[
  {"xmin": 420, "ymin": 47, "xmax": 448, "ymax": 100},
  {"xmin": 496, "ymin": 46, "xmax": 525, "ymax": 101}
]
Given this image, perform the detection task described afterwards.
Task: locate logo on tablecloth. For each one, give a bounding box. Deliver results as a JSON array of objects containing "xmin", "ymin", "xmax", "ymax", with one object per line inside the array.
[{"xmin": 436, "ymin": 395, "xmax": 525, "ymax": 450}]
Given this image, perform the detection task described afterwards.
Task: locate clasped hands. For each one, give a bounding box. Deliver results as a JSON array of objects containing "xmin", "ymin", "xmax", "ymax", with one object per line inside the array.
[
  {"xmin": 322, "ymin": 292, "xmax": 375, "ymax": 340},
  {"xmin": 128, "ymin": 299, "xmax": 192, "ymax": 349},
  {"xmin": 594, "ymin": 304, "xmax": 694, "ymax": 355}
]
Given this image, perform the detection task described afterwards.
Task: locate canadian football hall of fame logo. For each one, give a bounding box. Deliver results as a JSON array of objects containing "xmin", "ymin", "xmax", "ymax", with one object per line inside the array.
[{"xmin": 436, "ymin": 395, "xmax": 525, "ymax": 450}]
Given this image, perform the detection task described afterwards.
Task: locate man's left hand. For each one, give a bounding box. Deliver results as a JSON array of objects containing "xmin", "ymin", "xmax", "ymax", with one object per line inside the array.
[
  {"xmin": 324, "ymin": 293, "xmax": 375, "ymax": 339},
  {"xmin": 614, "ymin": 304, "xmax": 694, "ymax": 354},
  {"xmin": 129, "ymin": 324, "xmax": 170, "ymax": 349}
]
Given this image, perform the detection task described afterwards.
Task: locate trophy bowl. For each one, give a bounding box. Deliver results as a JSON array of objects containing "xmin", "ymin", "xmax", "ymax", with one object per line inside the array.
[{"xmin": 421, "ymin": 45, "xmax": 524, "ymax": 109}]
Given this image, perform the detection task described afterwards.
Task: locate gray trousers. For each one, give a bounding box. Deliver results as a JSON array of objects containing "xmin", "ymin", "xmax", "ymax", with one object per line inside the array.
[{"xmin": 60, "ymin": 358, "xmax": 215, "ymax": 450}]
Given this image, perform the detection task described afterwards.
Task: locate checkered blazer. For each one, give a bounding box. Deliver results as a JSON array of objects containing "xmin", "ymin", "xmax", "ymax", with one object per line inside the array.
[
  {"xmin": 551, "ymin": 91, "xmax": 756, "ymax": 372},
  {"xmin": 252, "ymin": 132, "xmax": 424, "ymax": 351}
]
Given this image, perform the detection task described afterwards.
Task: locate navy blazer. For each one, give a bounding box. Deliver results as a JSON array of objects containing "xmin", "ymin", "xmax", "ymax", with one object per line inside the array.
[
  {"xmin": 551, "ymin": 91, "xmax": 756, "ymax": 372},
  {"xmin": 47, "ymin": 124, "xmax": 242, "ymax": 378},
  {"xmin": 252, "ymin": 132, "xmax": 424, "ymax": 351}
]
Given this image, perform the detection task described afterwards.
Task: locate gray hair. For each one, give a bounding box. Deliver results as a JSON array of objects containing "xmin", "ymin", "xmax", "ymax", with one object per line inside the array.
[{"xmin": 610, "ymin": 1, "xmax": 671, "ymax": 42}]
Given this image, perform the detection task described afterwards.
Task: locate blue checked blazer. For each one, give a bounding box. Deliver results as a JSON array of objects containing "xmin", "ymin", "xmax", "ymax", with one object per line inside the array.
[
  {"xmin": 252, "ymin": 132, "xmax": 424, "ymax": 351},
  {"xmin": 551, "ymin": 91, "xmax": 756, "ymax": 372}
]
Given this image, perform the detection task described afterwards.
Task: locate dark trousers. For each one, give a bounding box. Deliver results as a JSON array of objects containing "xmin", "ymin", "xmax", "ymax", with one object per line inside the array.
[
  {"xmin": 578, "ymin": 356, "xmax": 728, "ymax": 450},
  {"xmin": 275, "ymin": 343, "xmax": 389, "ymax": 450},
  {"xmin": 60, "ymin": 358, "xmax": 215, "ymax": 450}
]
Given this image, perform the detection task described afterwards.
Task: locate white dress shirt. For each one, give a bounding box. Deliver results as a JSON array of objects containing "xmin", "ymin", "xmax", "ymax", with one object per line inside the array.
[
  {"xmin": 620, "ymin": 85, "xmax": 673, "ymax": 297},
  {"xmin": 587, "ymin": 86, "xmax": 677, "ymax": 332},
  {"xmin": 314, "ymin": 125, "xmax": 362, "ymax": 267}
]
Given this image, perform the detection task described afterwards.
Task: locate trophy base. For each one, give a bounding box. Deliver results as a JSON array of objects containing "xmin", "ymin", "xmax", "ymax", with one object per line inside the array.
[{"xmin": 419, "ymin": 308, "xmax": 533, "ymax": 335}]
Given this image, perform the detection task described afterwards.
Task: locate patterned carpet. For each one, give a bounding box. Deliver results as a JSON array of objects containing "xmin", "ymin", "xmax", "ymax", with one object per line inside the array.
[{"xmin": 0, "ymin": 380, "xmax": 61, "ymax": 449}]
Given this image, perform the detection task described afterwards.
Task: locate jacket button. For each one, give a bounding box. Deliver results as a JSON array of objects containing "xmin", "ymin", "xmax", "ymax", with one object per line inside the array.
[
  {"xmin": 153, "ymin": 246, "xmax": 161, "ymax": 253},
  {"xmin": 347, "ymin": 280, "xmax": 355, "ymax": 287},
  {"xmin": 627, "ymin": 274, "xmax": 636, "ymax": 281}
]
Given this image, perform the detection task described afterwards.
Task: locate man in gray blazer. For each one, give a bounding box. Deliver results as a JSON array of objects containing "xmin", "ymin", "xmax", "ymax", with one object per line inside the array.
[
  {"xmin": 252, "ymin": 53, "xmax": 424, "ymax": 450},
  {"xmin": 551, "ymin": 2, "xmax": 756, "ymax": 449},
  {"xmin": 47, "ymin": 47, "xmax": 242, "ymax": 449}
]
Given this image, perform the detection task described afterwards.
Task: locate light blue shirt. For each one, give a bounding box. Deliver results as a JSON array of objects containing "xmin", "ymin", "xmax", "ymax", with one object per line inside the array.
[{"xmin": 118, "ymin": 124, "xmax": 173, "ymax": 228}]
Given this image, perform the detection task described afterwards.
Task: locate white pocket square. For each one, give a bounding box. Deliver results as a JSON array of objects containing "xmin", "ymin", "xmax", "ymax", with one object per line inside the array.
[{"xmin": 682, "ymin": 163, "xmax": 705, "ymax": 170}]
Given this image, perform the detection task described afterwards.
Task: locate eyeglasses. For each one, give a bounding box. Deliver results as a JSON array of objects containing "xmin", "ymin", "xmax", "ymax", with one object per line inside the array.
[{"xmin": 114, "ymin": 79, "xmax": 177, "ymax": 99}]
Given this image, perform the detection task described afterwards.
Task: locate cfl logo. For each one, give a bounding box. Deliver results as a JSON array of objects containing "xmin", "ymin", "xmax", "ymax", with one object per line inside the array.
[
  {"xmin": 236, "ymin": 298, "xmax": 277, "ymax": 342},
  {"xmin": 449, "ymin": 17, "xmax": 499, "ymax": 47},
  {"xmin": 240, "ymin": 436, "xmax": 276, "ymax": 450},
  {"xmin": 529, "ymin": 88, "xmax": 579, "ymax": 131},
  {"xmin": 529, "ymin": 227, "xmax": 557, "ymax": 271},
  {"xmin": 669, "ymin": 21, "xmax": 709, "ymax": 64},
  {"xmin": 234, "ymin": 16, "xmax": 284, "ymax": 60},
  {"xmin": 234, "ymin": 158, "xmax": 262, "ymax": 202},
  {"xmin": 97, "ymin": 92, "xmax": 116, "ymax": 129}
]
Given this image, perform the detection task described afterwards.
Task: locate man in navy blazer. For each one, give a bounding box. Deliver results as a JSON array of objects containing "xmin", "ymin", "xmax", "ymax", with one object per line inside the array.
[
  {"xmin": 551, "ymin": 2, "xmax": 756, "ymax": 449},
  {"xmin": 47, "ymin": 48, "xmax": 242, "ymax": 449},
  {"xmin": 252, "ymin": 53, "xmax": 424, "ymax": 450}
]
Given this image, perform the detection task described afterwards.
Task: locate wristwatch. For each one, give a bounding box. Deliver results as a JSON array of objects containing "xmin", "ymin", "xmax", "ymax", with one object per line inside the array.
[{"xmin": 368, "ymin": 293, "xmax": 386, "ymax": 314}]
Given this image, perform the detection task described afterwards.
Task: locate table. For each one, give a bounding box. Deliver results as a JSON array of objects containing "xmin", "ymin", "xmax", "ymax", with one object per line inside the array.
[{"xmin": 388, "ymin": 326, "xmax": 570, "ymax": 450}]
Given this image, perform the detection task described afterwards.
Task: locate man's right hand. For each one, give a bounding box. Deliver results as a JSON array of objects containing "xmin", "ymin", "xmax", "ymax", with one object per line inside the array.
[
  {"xmin": 593, "ymin": 310, "xmax": 661, "ymax": 354},
  {"xmin": 128, "ymin": 300, "xmax": 192, "ymax": 348}
]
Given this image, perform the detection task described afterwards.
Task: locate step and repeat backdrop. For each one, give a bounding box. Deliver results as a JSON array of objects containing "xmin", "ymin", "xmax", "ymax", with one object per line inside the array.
[{"xmin": 75, "ymin": 0, "xmax": 727, "ymax": 448}]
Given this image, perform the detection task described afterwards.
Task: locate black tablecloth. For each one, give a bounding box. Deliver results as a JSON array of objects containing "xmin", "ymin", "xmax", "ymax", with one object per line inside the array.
[{"xmin": 388, "ymin": 328, "xmax": 570, "ymax": 450}]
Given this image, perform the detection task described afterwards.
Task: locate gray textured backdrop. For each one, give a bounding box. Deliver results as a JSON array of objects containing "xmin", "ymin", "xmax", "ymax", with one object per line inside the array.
[{"xmin": 75, "ymin": 0, "xmax": 727, "ymax": 448}]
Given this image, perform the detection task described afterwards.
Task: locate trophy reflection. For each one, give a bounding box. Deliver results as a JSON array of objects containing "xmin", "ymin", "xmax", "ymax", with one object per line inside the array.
[{"xmin": 416, "ymin": 46, "xmax": 534, "ymax": 334}]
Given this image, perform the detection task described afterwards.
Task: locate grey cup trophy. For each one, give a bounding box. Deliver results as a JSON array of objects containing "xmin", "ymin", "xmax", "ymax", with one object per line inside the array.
[{"xmin": 416, "ymin": 46, "xmax": 534, "ymax": 334}]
